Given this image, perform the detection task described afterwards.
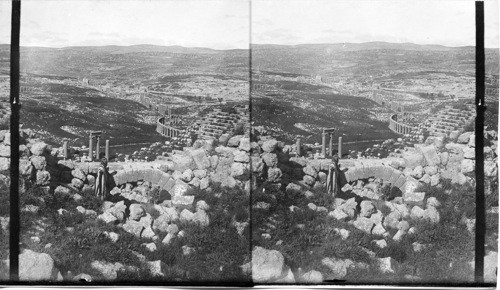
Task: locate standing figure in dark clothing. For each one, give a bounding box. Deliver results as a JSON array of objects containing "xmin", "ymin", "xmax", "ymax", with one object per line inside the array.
[
  {"xmin": 95, "ymin": 157, "xmax": 109, "ymax": 201},
  {"xmin": 327, "ymin": 154, "xmax": 341, "ymax": 198}
]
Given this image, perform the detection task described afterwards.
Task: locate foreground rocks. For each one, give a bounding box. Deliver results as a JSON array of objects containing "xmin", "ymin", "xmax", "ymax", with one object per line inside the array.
[
  {"xmin": 18, "ymin": 250, "xmax": 63, "ymax": 281},
  {"xmin": 3, "ymin": 127, "xmax": 496, "ymax": 283}
]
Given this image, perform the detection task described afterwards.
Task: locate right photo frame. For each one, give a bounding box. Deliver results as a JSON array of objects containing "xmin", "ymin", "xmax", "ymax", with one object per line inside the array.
[{"xmin": 250, "ymin": 0, "xmax": 498, "ymax": 285}]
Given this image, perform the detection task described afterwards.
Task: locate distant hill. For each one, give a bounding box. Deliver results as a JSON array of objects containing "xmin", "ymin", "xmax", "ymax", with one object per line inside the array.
[
  {"xmin": 46, "ymin": 44, "xmax": 220, "ymax": 55},
  {"xmin": 0, "ymin": 44, "xmax": 250, "ymax": 80},
  {"xmin": 251, "ymin": 42, "xmax": 499, "ymax": 76},
  {"xmin": 252, "ymin": 41, "xmax": 466, "ymax": 52},
  {"xmin": 0, "ymin": 42, "xmax": 496, "ymax": 77}
]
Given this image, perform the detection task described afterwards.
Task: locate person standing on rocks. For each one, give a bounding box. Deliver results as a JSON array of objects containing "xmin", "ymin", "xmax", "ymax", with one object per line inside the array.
[
  {"xmin": 327, "ymin": 154, "xmax": 341, "ymax": 197},
  {"xmin": 95, "ymin": 157, "xmax": 109, "ymax": 200}
]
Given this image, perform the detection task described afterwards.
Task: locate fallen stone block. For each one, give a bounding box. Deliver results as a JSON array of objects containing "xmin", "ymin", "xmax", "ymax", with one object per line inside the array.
[{"xmin": 172, "ymin": 195, "xmax": 195, "ymax": 211}]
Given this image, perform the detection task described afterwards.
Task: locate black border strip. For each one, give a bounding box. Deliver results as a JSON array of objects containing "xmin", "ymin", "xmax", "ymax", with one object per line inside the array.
[
  {"xmin": 9, "ymin": 0, "xmax": 21, "ymax": 282},
  {"xmin": 248, "ymin": 0, "xmax": 254, "ymax": 287},
  {"xmin": 474, "ymin": 0, "xmax": 485, "ymax": 284}
]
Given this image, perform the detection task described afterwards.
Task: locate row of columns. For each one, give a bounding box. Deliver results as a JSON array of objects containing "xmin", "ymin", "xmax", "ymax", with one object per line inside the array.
[
  {"xmin": 390, "ymin": 115, "xmax": 414, "ymax": 135},
  {"xmin": 486, "ymin": 87, "xmax": 498, "ymax": 95},
  {"xmin": 61, "ymin": 137, "xmax": 110, "ymax": 162},
  {"xmin": 166, "ymin": 107, "xmax": 181, "ymax": 124},
  {"xmin": 158, "ymin": 119, "xmax": 181, "ymax": 138},
  {"xmin": 390, "ymin": 119, "xmax": 412, "ymax": 135},
  {"xmin": 162, "ymin": 126, "xmax": 180, "ymax": 138},
  {"xmin": 394, "ymin": 123, "xmax": 411, "ymax": 135},
  {"xmin": 295, "ymin": 130, "xmax": 343, "ymax": 158},
  {"xmin": 88, "ymin": 133, "xmax": 110, "ymax": 161},
  {"xmin": 322, "ymin": 132, "xmax": 342, "ymax": 157}
]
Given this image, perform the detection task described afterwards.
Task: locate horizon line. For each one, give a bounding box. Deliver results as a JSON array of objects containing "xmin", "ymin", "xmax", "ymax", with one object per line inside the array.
[{"xmin": 0, "ymin": 41, "xmax": 498, "ymax": 50}]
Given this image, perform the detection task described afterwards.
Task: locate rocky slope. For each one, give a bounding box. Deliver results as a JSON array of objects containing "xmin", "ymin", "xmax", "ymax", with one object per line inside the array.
[{"xmin": 0, "ymin": 127, "xmax": 497, "ymax": 283}]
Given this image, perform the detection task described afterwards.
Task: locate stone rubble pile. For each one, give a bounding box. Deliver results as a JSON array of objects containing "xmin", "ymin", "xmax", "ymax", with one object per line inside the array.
[
  {"xmin": 0, "ymin": 125, "xmax": 496, "ymax": 282},
  {"xmin": 250, "ymin": 130, "xmax": 498, "ymax": 283}
]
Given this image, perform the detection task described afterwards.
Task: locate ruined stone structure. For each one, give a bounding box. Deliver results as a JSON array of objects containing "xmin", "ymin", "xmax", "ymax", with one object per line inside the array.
[
  {"xmin": 252, "ymin": 83, "xmax": 275, "ymax": 91},
  {"xmin": 486, "ymin": 87, "xmax": 499, "ymax": 97},
  {"xmin": 320, "ymin": 128, "xmax": 339, "ymax": 157},
  {"xmin": 20, "ymin": 86, "xmax": 36, "ymax": 93},
  {"xmin": 193, "ymin": 106, "xmax": 249, "ymax": 141},
  {"xmin": 389, "ymin": 114, "xmax": 417, "ymax": 135},
  {"xmin": 426, "ymin": 104, "xmax": 475, "ymax": 137},
  {"xmin": 88, "ymin": 131, "xmax": 104, "ymax": 161},
  {"xmin": 156, "ymin": 111, "xmax": 185, "ymax": 138}
]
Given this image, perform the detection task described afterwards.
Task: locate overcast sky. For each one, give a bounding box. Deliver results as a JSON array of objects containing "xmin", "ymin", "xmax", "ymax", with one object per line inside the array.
[
  {"xmin": 253, "ymin": 0, "xmax": 499, "ymax": 48},
  {"xmin": 0, "ymin": 0, "xmax": 498, "ymax": 48},
  {"xmin": 17, "ymin": 0, "xmax": 250, "ymax": 49}
]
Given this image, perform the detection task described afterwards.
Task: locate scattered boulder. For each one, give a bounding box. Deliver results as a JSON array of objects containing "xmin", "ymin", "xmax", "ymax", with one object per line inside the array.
[
  {"xmin": 301, "ymin": 270, "xmax": 323, "ymax": 283},
  {"xmin": 377, "ymin": 257, "xmax": 396, "ymax": 273},
  {"xmin": 30, "ymin": 142, "xmax": 49, "ymax": 156},
  {"xmin": 146, "ymin": 260, "xmax": 167, "ymax": 277},
  {"xmin": 360, "ymin": 200, "xmax": 375, "ymax": 217},
  {"xmin": 19, "ymin": 249, "xmax": 63, "ymax": 281},
  {"xmin": 121, "ymin": 220, "xmax": 144, "ymax": 238},
  {"xmin": 418, "ymin": 145, "xmax": 440, "ymax": 166},
  {"xmin": 267, "ymin": 168, "xmax": 282, "ymax": 182},
  {"xmin": 227, "ymin": 135, "xmax": 242, "ymax": 147},
  {"xmin": 252, "ymin": 246, "xmax": 286, "ymax": 283},
  {"xmin": 321, "ymin": 257, "xmax": 354, "ymax": 280},
  {"xmin": 30, "ymin": 156, "xmax": 46, "ymax": 170},
  {"xmin": 36, "ymin": 170, "xmax": 51, "ymax": 186},
  {"xmin": 262, "ymin": 140, "xmax": 278, "ymax": 153},
  {"xmin": 410, "ymin": 206, "xmax": 425, "ymax": 220},
  {"xmin": 129, "ymin": 204, "xmax": 145, "ymax": 221},
  {"xmin": 71, "ymin": 168, "xmax": 87, "ymax": 182},
  {"xmin": 457, "ymin": 132, "xmax": 473, "ymax": 144},
  {"xmin": 90, "ymin": 260, "xmax": 124, "ymax": 280},
  {"xmin": 71, "ymin": 178, "xmax": 84, "ymax": 189}
]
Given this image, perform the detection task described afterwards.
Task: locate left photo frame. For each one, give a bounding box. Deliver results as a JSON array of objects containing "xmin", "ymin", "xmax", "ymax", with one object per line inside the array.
[
  {"xmin": 4, "ymin": 0, "xmax": 253, "ymax": 285},
  {"xmin": 0, "ymin": 0, "xmax": 12, "ymax": 281}
]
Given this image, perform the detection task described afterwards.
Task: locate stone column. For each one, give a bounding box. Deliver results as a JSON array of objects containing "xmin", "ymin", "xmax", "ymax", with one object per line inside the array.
[
  {"xmin": 296, "ymin": 138, "xmax": 302, "ymax": 156},
  {"xmin": 63, "ymin": 141, "xmax": 68, "ymax": 160},
  {"xmin": 89, "ymin": 135, "xmax": 93, "ymax": 162},
  {"xmin": 96, "ymin": 137, "xmax": 100, "ymax": 160},
  {"xmin": 329, "ymin": 133, "xmax": 333, "ymax": 157},
  {"xmin": 322, "ymin": 131, "xmax": 327, "ymax": 156},
  {"xmin": 105, "ymin": 140, "xmax": 110, "ymax": 161},
  {"xmin": 338, "ymin": 137, "xmax": 342, "ymax": 158}
]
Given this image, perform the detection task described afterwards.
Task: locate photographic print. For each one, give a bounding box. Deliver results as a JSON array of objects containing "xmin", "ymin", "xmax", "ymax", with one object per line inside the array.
[
  {"xmin": 9, "ymin": 0, "xmax": 252, "ymax": 284},
  {"xmin": 250, "ymin": 0, "xmax": 498, "ymax": 285},
  {"xmin": 0, "ymin": 0, "xmax": 498, "ymax": 286},
  {"xmin": 0, "ymin": 0, "xmax": 11, "ymax": 281}
]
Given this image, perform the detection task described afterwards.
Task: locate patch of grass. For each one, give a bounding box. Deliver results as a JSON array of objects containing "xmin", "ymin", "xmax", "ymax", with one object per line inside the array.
[
  {"xmin": 252, "ymin": 183, "xmax": 378, "ymax": 279},
  {"xmin": 252, "ymin": 173, "xmax": 486, "ymax": 284},
  {"xmin": 19, "ymin": 180, "xmax": 252, "ymax": 282}
]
